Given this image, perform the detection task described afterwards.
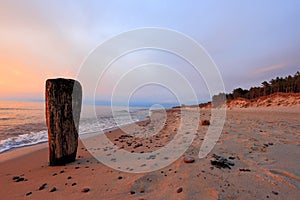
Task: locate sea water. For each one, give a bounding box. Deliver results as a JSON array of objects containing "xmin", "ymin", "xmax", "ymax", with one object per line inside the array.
[{"xmin": 0, "ymin": 101, "xmax": 149, "ymax": 153}]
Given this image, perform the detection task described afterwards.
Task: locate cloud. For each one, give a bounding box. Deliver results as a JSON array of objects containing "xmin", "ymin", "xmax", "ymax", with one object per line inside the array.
[{"xmin": 252, "ymin": 63, "xmax": 287, "ymax": 76}]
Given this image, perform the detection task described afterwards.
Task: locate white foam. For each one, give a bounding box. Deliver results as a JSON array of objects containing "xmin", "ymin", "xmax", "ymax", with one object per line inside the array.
[
  {"xmin": 0, "ymin": 109, "xmax": 149, "ymax": 153},
  {"xmin": 0, "ymin": 130, "xmax": 48, "ymax": 153}
]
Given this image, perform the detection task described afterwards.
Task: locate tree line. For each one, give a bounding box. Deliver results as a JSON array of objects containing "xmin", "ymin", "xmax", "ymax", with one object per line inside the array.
[{"xmin": 213, "ymin": 71, "xmax": 300, "ymax": 104}]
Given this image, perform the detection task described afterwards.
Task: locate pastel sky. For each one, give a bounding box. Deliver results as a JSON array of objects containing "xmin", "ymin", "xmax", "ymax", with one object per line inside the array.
[{"xmin": 0, "ymin": 0, "xmax": 299, "ymax": 106}]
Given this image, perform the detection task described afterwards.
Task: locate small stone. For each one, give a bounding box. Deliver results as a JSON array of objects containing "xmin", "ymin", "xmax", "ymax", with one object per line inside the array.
[
  {"xmin": 39, "ymin": 183, "xmax": 47, "ymax": 190},
  {"xmin": 72, "ymin": 183, "xmax": 77, "ymax": 186},
  {"xmin": 183, "ymin": 156, "xmax": 195, "ymax": 163},
  {"xmin": 82, "ymin": 188, "xmax": 90, "ymax": 193},
  {"xmin": 118, "ymin": 176, "xmax": 123, "ymax": 180},
  {"xmin": 177, "ymin": 187, "xmax": 183, "ymax": 193},
  {"xmin": 130, "ymin": 190, "xmax": 135, "ymax": 195},
  {"xmin": 67, "ymin": 176, "xmax": 72, "ymax": 180},
  {"xmin": 49, "ymin": 187, "xmax": 57, "ymax": 192},
  {"xmin": 272, "ymin": 191, "xmax": 279, "ymax": 195},
  {"xmin": 200, "ymin": 120, "xmax": 210, "ymax": 126},
  {"xmin": 60, "ymin": 170, "xmax": 65, "ymax": 174},
  {"xmin": 25, "ymin": 192, "xmax": 32, "ymax": 196},
  {"xmin": 12, "ymin": 176, "xmax": 20, "ymax": 181},
  {"xmin": 139, "ymin": 188, "xmax": 145, "ymax": 193},
  {"xmin": 239, "ymin": 168, "xmax": 251, "ymax": 172},
  {"xmin": 52, "ymin": 173, "xmax": 57, "ymax": 176},
  {"xmin": 15, "ymin": 177, "xmax": 25, "ymax": 182}
]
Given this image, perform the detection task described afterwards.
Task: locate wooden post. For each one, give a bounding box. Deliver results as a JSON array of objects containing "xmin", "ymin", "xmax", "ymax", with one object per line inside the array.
[{"xmin": 45, "ymin": 78, "xmax": 82, "ymax": 166}]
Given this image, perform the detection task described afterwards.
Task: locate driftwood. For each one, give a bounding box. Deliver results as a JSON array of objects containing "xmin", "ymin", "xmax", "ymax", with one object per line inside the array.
[{"xmin": 45, "ymin": 78, "xmax": 82, "ymax": 166}]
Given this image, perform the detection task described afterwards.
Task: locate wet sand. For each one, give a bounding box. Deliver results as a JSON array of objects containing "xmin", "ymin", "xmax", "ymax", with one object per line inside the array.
[{"xmin": 0, "ymin": 107, "xmax": 299, "ymax": 199}]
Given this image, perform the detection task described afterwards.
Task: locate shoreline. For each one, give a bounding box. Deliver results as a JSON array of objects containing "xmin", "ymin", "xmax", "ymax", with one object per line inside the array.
[
  {"xmin": 1, "ymin": 106, "xmax": 299, "ymax": 162},
  {"xmin": 0, "ymin": 107, "xmax": 299, "ymax": 199}
]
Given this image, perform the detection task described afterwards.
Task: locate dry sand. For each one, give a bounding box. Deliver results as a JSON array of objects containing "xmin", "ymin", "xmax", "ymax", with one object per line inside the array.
[{"xmin": 0, "ymin": 107, "xmax": 299, "ymax": 199}]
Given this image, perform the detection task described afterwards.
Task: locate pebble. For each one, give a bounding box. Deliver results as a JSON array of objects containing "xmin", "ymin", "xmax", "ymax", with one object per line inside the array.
[
  {"xmin": 239, "ymin": 168, "xmax": 251, "ymax": 172},
  {"xmin": 200, "ymin": 120, "xmax": 210, "ymax": 126},
  {"xmin": 72, "ymin": 183, "xmax": 77, "ymax": 186},
  {"xmin": 272, "ymin": 191, "xmax": 279, "ymax": 195},
  {"xmin": 38, "ymin": 183, "xmax": 47, "ymax": 190},
  {"xmin": 118, "ymin": 176, "xmax": 123, "ymax": 180},
  {"xmin": 130, "ymin": 190, "xmax": 135, "ymax": 195},
  {"xmin": 49, "ymin": 187, "xmax": 57, "ymax": 192},
  {"xmin": 82, "ymin": 188, "xmax": 90, "ymax": 193},
  {"xmin": 177, "ymin": 187, "xmax": 183, "ymax": 193},
  {"xmin": 25, "ymin": 192, "xmax": 32, "ymax": 196},
  {"xmin": 183, "ymin": 156, "xmax": 195, "ymax": 163},
  {"xmin": 67, "ymin": 176, "xmax": 72, "ymax": 180}
]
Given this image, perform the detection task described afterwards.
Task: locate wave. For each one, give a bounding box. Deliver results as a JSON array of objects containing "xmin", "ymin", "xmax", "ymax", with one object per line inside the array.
[
  {"xmin": 0, "ymin": 118, "xmax": 148, "ymax": 154},
  {"xmin": 0, "ymin": 130, "xmax": 48, "ymax": 153}
]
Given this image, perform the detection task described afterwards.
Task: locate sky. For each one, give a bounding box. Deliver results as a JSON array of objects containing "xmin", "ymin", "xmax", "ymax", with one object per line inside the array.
[{"xmin": 0, "ymin": 0, "xmax": 299, "ymax": 106}]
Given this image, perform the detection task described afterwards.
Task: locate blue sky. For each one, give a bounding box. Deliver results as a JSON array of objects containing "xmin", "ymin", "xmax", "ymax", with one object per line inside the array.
[{"xmin": 0, "ymin": 0, "xmax": 299, "ymax": 106}]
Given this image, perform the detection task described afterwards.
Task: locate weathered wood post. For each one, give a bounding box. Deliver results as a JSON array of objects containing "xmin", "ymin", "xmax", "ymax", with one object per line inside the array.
[{"xmin": 45, "ymin": 78, "xmax": 82, "ymax": 166}]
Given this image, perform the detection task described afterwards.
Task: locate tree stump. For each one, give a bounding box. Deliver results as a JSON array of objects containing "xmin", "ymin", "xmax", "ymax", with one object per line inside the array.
[{"xmin": 45, "ymin": 78, "xmax": 82, "ymax": 166}]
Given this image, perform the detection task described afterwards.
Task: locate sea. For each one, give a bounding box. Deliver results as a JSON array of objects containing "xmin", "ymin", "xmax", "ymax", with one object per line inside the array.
[{"xmin": 0, "ymin": 101, "xmax": 150, "ymax": 153}]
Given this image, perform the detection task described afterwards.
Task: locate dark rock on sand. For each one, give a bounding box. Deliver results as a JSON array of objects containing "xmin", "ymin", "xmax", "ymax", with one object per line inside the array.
[
  {"xmin": 49, "ymin": 187, "xmax": 57, "ymax": 192},
  {"xmin": 25, "ymin": 192, "xmax": 32, "ymax": 196},
  {"xmin": 13, "ymin": 176, "xmax": 27, "ymax": 182},
  {"xmin": 82, "ymin": 188, "xmax": 90, "ymax": 193},
  {"xmin": 177, "ymin": 187, "xmax": 183, "ymax": 193},
  {"xmin": 130, "ymin": 190, "xmax": 135, "ymax": 195},
  {"xmin": 39, "ymin": 183, "xmax": 47, "ymax": 190},
  {"xmin": 211, "ymin": 154, "xmax": 234, "ymax": 169},
  {"xmin": 200, "ymin": 120, "xmax": 210, "ymax": 126},
  {"xmin": 239, "ymin": 168, "xmax": 251, "ymax": 172},
  {"xmin": 183, "ymin": 156, "xmax": 195, "ymax": 163}
]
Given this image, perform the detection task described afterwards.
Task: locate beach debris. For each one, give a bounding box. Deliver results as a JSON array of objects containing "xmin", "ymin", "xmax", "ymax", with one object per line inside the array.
[
  {"xmin": 49, "ymin": 187, "xmax": 57, "ymax": 192},
  {"xmin": 134, "ymin": 143, "xmax": 143, "ymax": 149},
  {"xmin": 200, "ymin": 120, "xmax": 210, "ymax": 126},
  {"xmin": 183, "ymin": 156, "xmax": 195, "ymax": 163},
  {"xmin": 25, "ymin": 192, "xmax": 32, "ymax": 196},
  {"xmin": 210, "ymin": 154, "xmax": 235, "ymax": 169},
  {"xmin": 139, "ymin": 187, "xmax": 145, "ymax": 193},
  {"xmin": 46, "ymin": 78, "xmax": 82, "ymax": 166},
  {"xmin": 130, "ymin": 190, "xmax": 136, "ymax": 195},
  {"xmin": 81, "ymin": 188, "xmax": 90, "ymax": 193},
  {"xmin": 239, "ymin": 168, "xmax": 251, "ymax": 172},
  {"xmin": 13, "ymin": 176, "xmax": 27, "ymax": 182},
  {"xmin": 38, "ymin": 183, "xmax": 48, "ymax": 190},
  {"xmin": 177, "ymin": 187, "xmax": 183, "ymax": 193}
]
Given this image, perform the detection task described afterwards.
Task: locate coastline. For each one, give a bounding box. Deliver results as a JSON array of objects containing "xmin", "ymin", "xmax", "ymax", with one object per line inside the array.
[{"xmin": 0, "ymin": 106, "xmax": 299, "ymax": 199}]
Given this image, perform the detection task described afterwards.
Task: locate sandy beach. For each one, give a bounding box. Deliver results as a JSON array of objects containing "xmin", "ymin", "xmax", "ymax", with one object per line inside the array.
[{"xmin": 0, "ymin": 107, "xmax": 299, "ymax": 200}]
